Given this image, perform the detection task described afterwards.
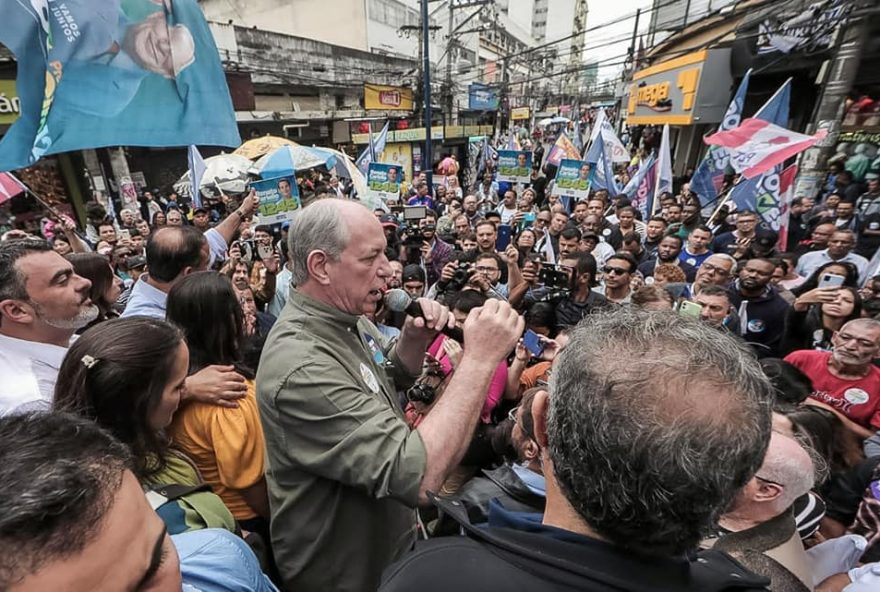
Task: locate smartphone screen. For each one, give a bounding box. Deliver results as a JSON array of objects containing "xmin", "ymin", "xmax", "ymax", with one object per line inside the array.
[
  {"xmin": 678, "ymin": 300, "xmax": 703, "ymax": 318},
  {"xmin": 818, "ymin": 273, "xmax": 845, "ymax": 289},
  {"xmin": 496, "ymin": 224, "xmax": 512, "ymax": 251},
  {"xmin": 522, "ymin": 329, "xmax": 544, "ymax": 357}
]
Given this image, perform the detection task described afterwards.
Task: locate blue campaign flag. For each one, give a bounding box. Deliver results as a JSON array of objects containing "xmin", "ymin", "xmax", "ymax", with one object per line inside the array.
[
  {"xmin": 0, "ymin": 0, "xmax": 240, "ymax": 171},
  {"xmin": 355, "ymin": 121, "xmax": 390, "ymax": 175},
  {"xmin": 621, "ymin": 154, "xmax": 655, "ymax": 198},
  {"xmin": 584, "ymin": 132, "xmax": 619, "ymax": 193},
  {"xmin": 728, "ymin": 79, "xmax": 792, "ymax": 215},
  {"xmin": 690, "ymin": 70, "xmax": 751, "ymax": 206}
]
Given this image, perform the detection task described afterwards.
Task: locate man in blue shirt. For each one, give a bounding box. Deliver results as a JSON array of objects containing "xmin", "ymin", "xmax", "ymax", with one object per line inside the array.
[
  {"xmin": 381, "ymin": 308, "xmax": 773, "ymax": 592},
  {"xmin": 406, "ymin": 182, "xmax": 435, "ymax": 210}
]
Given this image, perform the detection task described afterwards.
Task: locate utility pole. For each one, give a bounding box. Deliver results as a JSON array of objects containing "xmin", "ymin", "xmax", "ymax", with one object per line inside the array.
[
  {"xmin": 795, "ymin": 7, "xmax": 867, "ymax": 199},
  {"xmin": 444, "ymin": 0, "xmax": 455, "ymax": 125},
  {"xmin": 421, "ymin": 0, "xmax": 434, "ymax": 188}
]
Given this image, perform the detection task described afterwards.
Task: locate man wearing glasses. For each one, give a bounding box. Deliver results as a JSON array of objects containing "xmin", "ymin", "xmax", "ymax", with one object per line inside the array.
[
  {"xmin": 433, "ymin": 388, "xmax": 547, "ymax": 535},
  {"xmin": 595, "ymin": 253, "xmax": 638, "ymax": 304},
  {"xmin": 667, "ymin": 253, "xmax": 737, "ymax": 301},
  {"xmin": 705, "ymin": 432, "xmax": 816, "ymax": 591}
]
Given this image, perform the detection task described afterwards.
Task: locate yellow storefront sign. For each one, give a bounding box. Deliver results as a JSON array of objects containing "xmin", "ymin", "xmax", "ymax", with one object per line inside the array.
[
  {"xmin": 626, "ymin": 49, "xmax": 732, "ymax": 126},
  {"xmin": 364, "ymin": 84, "xmax": 414, "ymax": 111}
]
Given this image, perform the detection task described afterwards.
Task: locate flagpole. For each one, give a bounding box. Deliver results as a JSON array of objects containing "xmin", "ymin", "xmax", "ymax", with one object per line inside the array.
[{"xmin": 705, "ymin": 181, "xmax": 743, "ymax": 227}]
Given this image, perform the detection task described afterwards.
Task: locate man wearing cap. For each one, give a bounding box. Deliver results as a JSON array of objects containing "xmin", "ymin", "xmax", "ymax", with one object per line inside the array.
[{"xmin": 192, "ymin": 207, "xmax": 211, "ymax": 232}]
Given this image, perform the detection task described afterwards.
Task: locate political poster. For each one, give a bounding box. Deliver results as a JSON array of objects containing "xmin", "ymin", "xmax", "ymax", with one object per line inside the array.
[
  {"xmin": 0, "ymin": 0, "xmax": 240, "ymax": 171},
  {"xmin": 367, "ymin": 163, "xmax": 403, "ymax": 202},
  {"xmin": 497, "ymin": 150, "xmax": 532, "ymax": 183},
  {"xmin": 251, "ymin": 175, "xmax": 301, "ymax": 224},
  {"xmin": 552, "ymin": 159, "xmax": 591, "ymax": 200}
]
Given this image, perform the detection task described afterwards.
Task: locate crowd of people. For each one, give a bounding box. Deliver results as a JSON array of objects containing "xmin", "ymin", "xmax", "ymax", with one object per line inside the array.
[{"xmin": 3, "ymin": 134, "xmax": 880, "ymax": 592}]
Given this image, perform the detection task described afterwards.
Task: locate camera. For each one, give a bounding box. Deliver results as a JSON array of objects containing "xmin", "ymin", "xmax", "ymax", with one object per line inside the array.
[
  {"xmin": 447, "ymin": 262, "xmax": 474, "ymax": 292},
  {"xmin": 539, "ymin": 265, "xmax": 570, "ymax": 291},
  {"xmin": 402, "ymin": 225, "xmax": 429, "ymax": 247},
  {"xmin": 406, "ymin": 382, "xmax": 437, "ymax": 405}
]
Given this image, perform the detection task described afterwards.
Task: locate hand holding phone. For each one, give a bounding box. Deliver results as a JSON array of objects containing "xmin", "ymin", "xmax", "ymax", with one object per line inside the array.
[
  {"xmin": 522, "ymin": 329, "xmax": 545, "ymax": 357},
  {"xmin": 818, "ymin": 273, "xmax": 845, "ymax": 290}
]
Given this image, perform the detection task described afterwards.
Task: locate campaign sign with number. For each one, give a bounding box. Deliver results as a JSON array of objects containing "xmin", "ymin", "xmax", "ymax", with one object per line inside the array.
[
  {"xmin": 367, "ymin": 163, "xmax": 403, "ymax": 202},
  {"xmin": 251, "ymin": 175, "xmax": 301, "ymax": 224},
  {"xmin": 497, "ymin": 150, "xmax": 532, "ymax": 183},
  {"xmin": 552, "ymin": 159, "xmax": 591, "ymax": 200}
]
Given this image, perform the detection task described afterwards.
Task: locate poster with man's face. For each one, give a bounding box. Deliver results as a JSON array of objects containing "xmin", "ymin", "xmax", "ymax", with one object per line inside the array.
[
  {"xmin": 251, "ymin": 174, "xmax": 301, "ymax": 224},
  {"xmin": 552, "ymin": 159, "xmax": 591, "ymax": 199},
  {"xmin": 367, "ymin": 163, "xmax": 403, "ymax": 201},
  {"xmin": 497, "ymin": 150, "xmax": 532, "ymax": 183},
  {"xmin": 0, "ymin": 0, "xmax": 240, "ymax": 171}
]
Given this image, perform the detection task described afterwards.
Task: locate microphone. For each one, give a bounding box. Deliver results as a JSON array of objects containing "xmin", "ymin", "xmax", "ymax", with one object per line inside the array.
[{"xmin": 383, "ymin": 289, "xmax": 464, "ymax": 342}]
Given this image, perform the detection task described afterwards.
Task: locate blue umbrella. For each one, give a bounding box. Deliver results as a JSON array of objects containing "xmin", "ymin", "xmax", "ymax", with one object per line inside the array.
[{"xmin": 254, "ymin": 145, "xmax": 338, "ymax": 178}]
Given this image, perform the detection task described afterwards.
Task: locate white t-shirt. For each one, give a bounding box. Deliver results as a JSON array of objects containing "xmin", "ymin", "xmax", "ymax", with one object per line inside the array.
[{"xmin": 0, "ymin": 333, "xmax": 72, "ymax": 415}]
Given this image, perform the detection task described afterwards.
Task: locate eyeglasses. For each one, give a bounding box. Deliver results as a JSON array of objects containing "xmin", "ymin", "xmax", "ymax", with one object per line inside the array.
[
  {"xmin": 755, "ymin": 475, "xmax": 784, "ymax": 488},
  {"xmin": 508, "ymin": 405, "xmax": 539, "ymax": 441},
  {"xmin": 602, "ymin": 266, "xmax": 629, "ymax": 276},
  {"xmin": 536, "ymin": 218, "xmax": 551, "ymax": 224},
  {"xmin": 700, "ymin": 262, "xmax": 729, "ymax": 275},
  {"xmin": 475, "ymin": 266, "xmax": 499, "ymax": 274}
]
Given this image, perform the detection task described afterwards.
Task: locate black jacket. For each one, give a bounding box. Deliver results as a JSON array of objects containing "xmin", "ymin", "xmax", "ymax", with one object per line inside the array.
[
  {"xmin": 433, "ymin": 465, "xmax": 545, "ymax": 536},
  {"xmin": 381, "ymin": 495, "xmax": 770, "ymax": 592},
  {"xmin": 727, "ymin": 283, "xmax": 790, "ymax": 359}
]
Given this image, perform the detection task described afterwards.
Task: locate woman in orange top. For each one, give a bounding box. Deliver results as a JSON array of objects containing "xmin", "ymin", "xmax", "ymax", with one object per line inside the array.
[{"xmin": 166, "ymin": 271, "xmax": 269, "ymax": 536}]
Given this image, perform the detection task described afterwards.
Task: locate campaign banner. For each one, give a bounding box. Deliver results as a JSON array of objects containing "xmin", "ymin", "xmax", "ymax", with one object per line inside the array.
[
  {"xmin": 0, "ymin": 0, "xmax": 240, "ymax": 171},
  {"xmin": 468, "ymin": 83, "xmax": 499, "ymax": 110},
  {"xmin": 251, "ymin": 175, "xmax": 301, "ymax": 224},
  {"xmin": 496, "ymin": 150, "xmax": 532, "ymax": 183},
  {"xmin": 552, "ymin": 159, "xmax": 591, "ymax": 200},
  {"xmin": 367, "ymin": 163, "xmax": 403, "ymax": 201}
]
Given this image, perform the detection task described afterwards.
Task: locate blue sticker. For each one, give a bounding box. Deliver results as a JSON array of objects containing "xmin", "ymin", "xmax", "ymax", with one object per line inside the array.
[
  {"xmin": 747, "ymin": 319, "xmax": 766, "ymax": 333},
  {"xmin": 362, "ymin": 332, "xmax": 386, "ymax": 365}
]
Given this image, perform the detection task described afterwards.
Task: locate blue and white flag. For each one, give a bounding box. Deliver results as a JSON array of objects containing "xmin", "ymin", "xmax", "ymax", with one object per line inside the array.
[
  {"xmin": 690, "ymin": 70, "xmax": 751, "ymax": 206},
  {"xmin": 355, "ymin": 121, "xmax": 390, "ymax": 175},
  {"xmin": 655, "ymin": 124, "xmax": 673, "ymax": 201},
  {"xmin": 187, "ymin": 145, "xmax": 207, "ymax": 208},
  {"xmin": 728, "ymin": 79, "xmax": 792, "ymax": 226},
  {"xmin": 584, "ymin": 132, "xmax": 619, "ymax": 193},
  {"xmin": 0, "ymin": 0, "xmax": 240, "ymax": 171},
  {"xmin": 621, "ymin": 154, "xmax": 656, "ymax": 198}
]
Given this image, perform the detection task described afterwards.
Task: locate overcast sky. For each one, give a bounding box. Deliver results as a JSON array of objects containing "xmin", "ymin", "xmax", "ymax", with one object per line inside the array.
[{"xmin": 578, "ymin": 0, "xmax": 656, "ymax": 81}]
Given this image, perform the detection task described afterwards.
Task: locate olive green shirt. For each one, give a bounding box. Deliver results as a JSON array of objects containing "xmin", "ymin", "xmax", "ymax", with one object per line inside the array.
[{"xmin": 257, "ymin": 290, "xmax": 427, "ymax": 592}]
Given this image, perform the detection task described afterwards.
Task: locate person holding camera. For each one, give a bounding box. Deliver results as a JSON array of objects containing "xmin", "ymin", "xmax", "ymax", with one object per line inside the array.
[
  {"xmin": 431, "ymin": 244, "xmax": 521, "ymax": 301},
  {"xmin": 412, "ymin": 210, "xmax": 453, "ymax": 285},
  {"xmin": 511, "ymin": 251, "xmax": 606, "ymax": 328}
]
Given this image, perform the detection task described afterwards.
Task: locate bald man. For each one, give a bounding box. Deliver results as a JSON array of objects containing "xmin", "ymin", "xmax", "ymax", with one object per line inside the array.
[
  {"xmin": 706, "ymin": 432, "xmax": 816, "ymax": 591},
  {"xmin": 257, "ymin": 199, "xmax": 524, "ymax": 592}
]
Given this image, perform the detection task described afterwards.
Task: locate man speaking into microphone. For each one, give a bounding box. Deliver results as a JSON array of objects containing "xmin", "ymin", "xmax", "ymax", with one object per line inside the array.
[{"xmin": 257, "ymin": 198, "xmax": 523, "ymax": 592}]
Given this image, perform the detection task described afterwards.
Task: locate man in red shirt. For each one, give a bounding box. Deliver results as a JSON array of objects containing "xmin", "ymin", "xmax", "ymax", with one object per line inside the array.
[{"xmin": 784, "ymin": 318, "xmax": 880, "ymax": 440}]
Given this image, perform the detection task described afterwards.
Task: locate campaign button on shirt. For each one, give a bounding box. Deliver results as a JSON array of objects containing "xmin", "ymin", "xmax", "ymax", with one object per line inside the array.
[
  {"xmin": 845, "ymin": 388, "xmax": 870, "ymax": 406},
  {"xmin": 747, "ymin": 319, "xmax": 766, "ymax": 333},
  {"xmin": 359, "ymin": 363, "xmax": 380, "ymax": 393}
]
